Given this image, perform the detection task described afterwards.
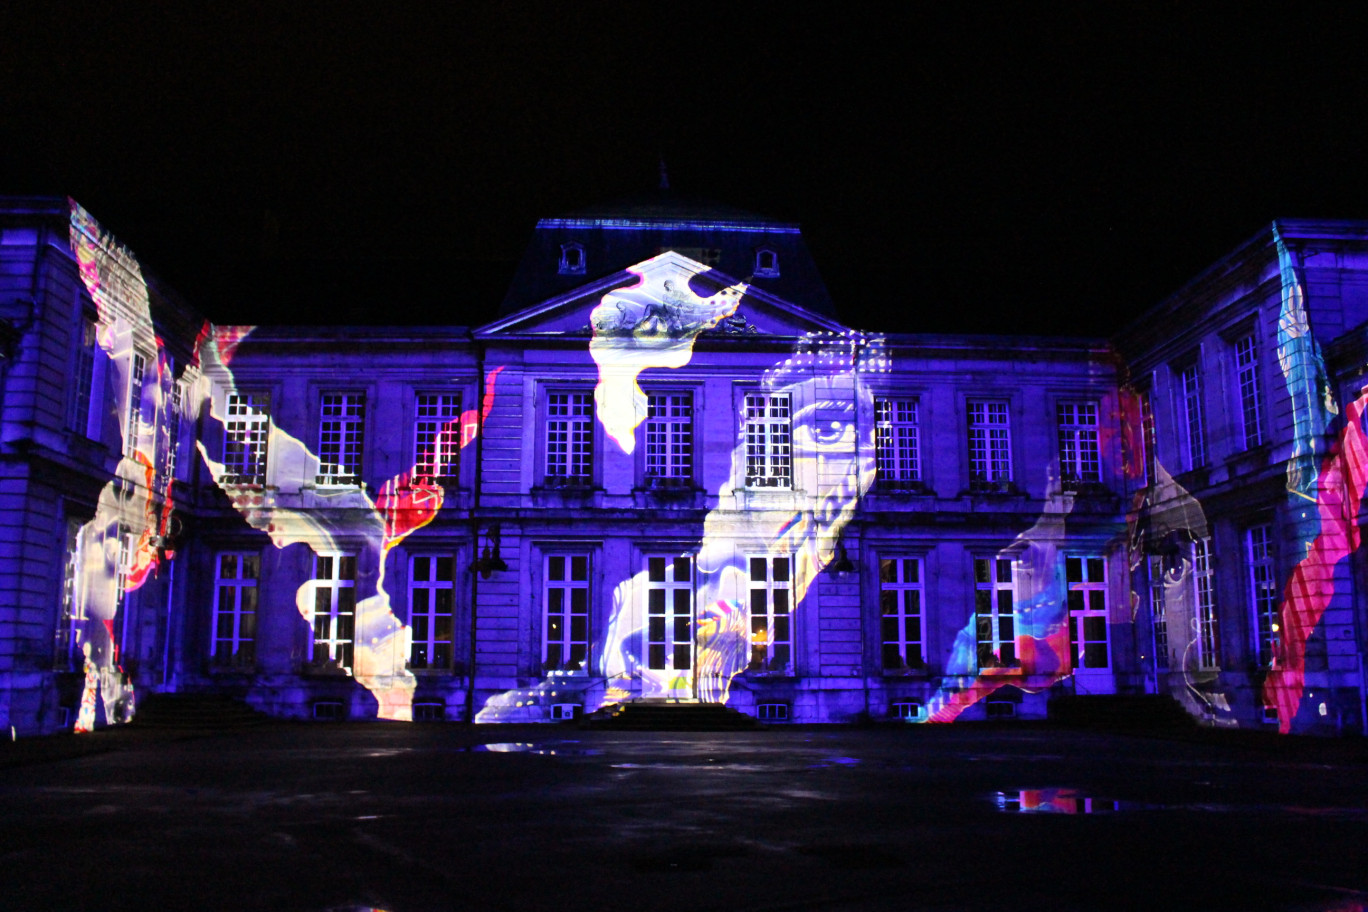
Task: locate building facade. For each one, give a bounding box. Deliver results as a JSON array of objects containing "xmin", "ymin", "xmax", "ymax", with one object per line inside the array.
[{"xmin": 1, "ymin": 196, "xmax": 1364, "ymax": 736}]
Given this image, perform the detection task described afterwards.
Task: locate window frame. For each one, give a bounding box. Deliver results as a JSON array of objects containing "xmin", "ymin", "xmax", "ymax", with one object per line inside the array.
[
  {"xmin": 874, "ymin": 397, "xmax": 922, "ymax": 491},
  {"xmin": 542, "ymin": 552, "xmax": 592, "ymax": 673},
  {"xmin": 407, "ymin": 553, "xmax": 457, "ymax": 671},
  {"xmin": 309, "ymin": 552, "xmax": 357, "ymax": 670},
  {"xmin": 543, "ymin": 389, "xmax": 595, "ymax": 488},
  {"xmin": 210, "ymin": 551, "xmax": 260, "ymax": 670},
  {"xmin": 1192, "ymin": 536, "xmax": 1219, "ymax": 670},
  {"xmin": 1056, "ymin": 400, "xmax": 1102, "ymax": 490},
  {"xmin": 1065, "ymin": 555, "xmax": 1110, "ymax": 671},
  {"xmin": 412, "ymin": 391, "xmax": 463, "ymax": 485},
  {"xmin": 1148, "ymin": 554, "xmax": 1170, "ymax": 671},
  {"xmin": 966, "ymin": 399, "xmax": 1013, "ymax": 490},
  {"xmin": 222, "ymin": 390, "xmax": 272, "ymax": 485},
  {"xmin": 642, "ymin": 390, "xmax": 695, "ymax": 489},
  {"xmin": 316, "ymin": 391, "xmax": 367, "ymax": 487},
  {"xmin": 1246, "ymin": 524, "xmax": 1278, "ymax": 667},
  {"xmin": 1176, "ymin": 361, "xmax": 1206, "ymax": 470},
  {"xmin": 124, "ymin": 350, "xmax": 147, "ymax": 460},
  {"xmin": 743, "ymin": 391, "xmax": 792, "ymax": 489},
  {"xmin": 973, "ymin": 556, "xmax": 1019, "ymax": 670},
  {"xmin": 879, "ymin": 556, "xmax": 925, "ymax": 673},
  {"xmin": 746, "ymin": 554, "xmax": 793, "ymax": 673},
  {"xmin": 67, "ymin": 314, "xmax": 99, "ymax": 437},
  {"xmin": 1234, "ymin": 333, "xmax": 1264, "ymax": 449}
]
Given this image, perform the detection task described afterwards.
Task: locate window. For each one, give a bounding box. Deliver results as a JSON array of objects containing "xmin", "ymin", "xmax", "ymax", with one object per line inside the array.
[
  {"xmin": 413, "ymin": 393, "xmax": 462, "ymax": 484},
  {"xmin": 559, "ymin": 243, "xmax": 585, "ymax": 275},
  {"xmin": 1178, "ymin": 363, "xmax": 1206, "ymax": 470},
  {"xmin": 1138, "ymin": 388, "xmax": 1157, "ymax": 487},
  {"xmin": 223, "ymin": 392, "xmax": 271, "ymax": 485},
  {"xmin": 1057, "ymin": 401, "xmax": 1101, "ymax": 489},
  {"xmin": 967, "ymin": 401, "xmax": 1012, "ymax": 488},
  {"xmin": 68, "ymin": 317, "xmax": 97, "ymax": 435},
  {"xmin": 644, "ymin": 392, "xmax": 693, "ymax": 487},
  {"xmin": 880, "ymin": 557, "xmax": 924, "ymax": 671},
  {"xmin": 754, "ymin": 247, "xmax": 780, "ymax": 278},
  {"xmin": 974, "ymin": 557, "xmax": 1018, "ymax": 669},
  {"xmin": 646, "ymin": 555, "xmax": 693, "ymax": 672},
  {"xmin": 409, "ymin": 555, "xmax": 455, "ymax": 669},
  {"xmin": 211, "ymin": 552, "xmax": 259, "ymax": 668},
  {"xmin": 1247, "ymin": 525, "xmax": 1278, "ymax": 667},
  {"xmin": 744, "ymin": 393, "xmax": 791, "ymax": 487},
  {"xmin": 115, "ymin": 527, "xmax": 135, "ymax": 649},
  {"xmin": 54, "ymin": 519, "xmax": 84, "ymax": 671},
  {"xmin": 1148, "ymin": 555, "xmax": 1170, "ymax": 671},
  {"xmin": 1066, "ymin": 556, "xmax": 1110, "ymax": 670},
  {"xmin": 875, "ymin": 398, "xmax": 921, "ymax": 490},
  {"xmin": 124, "ymin": 351, "xmax": 146, "ymax": 460},
  {"xmin": 1235, "ymin": 334, "xmax": 1264, "ymax": 449},
  {"xmin": 543, "ymin": 554, "xmax": 590, "ymax": 672},
  {"xmin": 1193, "ymin": 537, "xmax": 1219, "ymax": 670},
  {"xmin": 748, "ymin": 555, "xmax": 792, "ymax": 672},
  {"xmin": 166, "ymin": 380, "xmax": 185, "ymax": 483},
  {"xmin": 317, "ymin": 393, "xmax": 365, "ymax": 485},
  {"xmin": 545, "ymin": 391, "xmax": 593, "ymax": 485},
  {"xmin": 311, "ymin": 553, "xmax": 356, "ymax": 669}
]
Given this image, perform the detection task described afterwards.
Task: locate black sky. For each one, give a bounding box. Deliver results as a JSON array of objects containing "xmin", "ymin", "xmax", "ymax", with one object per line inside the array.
[{"xmin": 5, "ymin": 3, "xmax": 1368, "ymax": 335}]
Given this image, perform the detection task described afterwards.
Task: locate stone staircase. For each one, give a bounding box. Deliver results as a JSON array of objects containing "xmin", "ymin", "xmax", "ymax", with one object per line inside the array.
[
  {"xmin": 1048, "ymin": 694, "xmax": 1196, "ymax": 731},
  {"xmin": 581, "ymin": 700, "xmax": 764, "ymax": 731},
  {"xmin": 132, "ymin": 693, "xmax": 270, "ymax": 729}
]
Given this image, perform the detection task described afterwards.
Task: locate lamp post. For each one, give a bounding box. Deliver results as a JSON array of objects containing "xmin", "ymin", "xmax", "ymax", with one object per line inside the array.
[{"xmin": 465, "ymin": 524, "xmax": 507, "ymax": 723}]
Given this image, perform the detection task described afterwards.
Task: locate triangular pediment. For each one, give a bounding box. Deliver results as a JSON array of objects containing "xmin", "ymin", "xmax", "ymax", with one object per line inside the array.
[{"xmin": 476, "ymin": 251, "xmax": 848, "ymax": 339}]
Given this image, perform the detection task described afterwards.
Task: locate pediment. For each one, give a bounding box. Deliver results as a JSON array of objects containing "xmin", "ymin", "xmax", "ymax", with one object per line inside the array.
[{"xmin": 475, "ymin": 251, "xmax": 848, "ymax": 340}]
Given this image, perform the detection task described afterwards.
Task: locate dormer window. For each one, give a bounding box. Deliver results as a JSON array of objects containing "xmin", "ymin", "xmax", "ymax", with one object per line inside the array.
[
  {"xmin": 754, "ymin": 247, "xmax": 779, "ymax": 278},
  {"xmin": 559, "ymin": 243, "xmax": 586, "ymax": 275}
]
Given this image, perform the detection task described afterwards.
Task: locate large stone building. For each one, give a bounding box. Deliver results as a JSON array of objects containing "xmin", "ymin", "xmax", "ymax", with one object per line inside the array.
[{"xmin": 1, "ymin": 195, "xmax": 1364, "ymax": 737}]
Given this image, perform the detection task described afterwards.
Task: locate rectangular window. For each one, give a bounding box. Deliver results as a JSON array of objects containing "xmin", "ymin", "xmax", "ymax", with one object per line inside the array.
[
  {"xmin": 748, "ymin": 555, "xmax": 792, "ymax": 672},
  {"xmin": 409, "ymin": 555, "xmax": 455, "ymax": 670},
  {"xmin": 166, "ymin": 380, "xmax": 184, "ymax": 483},
  {"xmin": 311, "ymin": 553, "xmax": 356, "ymax": 669},
  {"xmin": 1139, "ymin": 388, "xmax": 1157, "ymax": 488},
  {"xmin": 124, "ymin": 351, "xmax": 146, "ymax": 460},
  {"xmin": 317, "ymin": 393, "xmax": 365, "ymax": 485},
  {"xmin": 1193, "ymin": 537, "xmax": 1219, "ymax": 670},
  {"xmin": 54, "ymin": 519, "xmax": 85, "ymax": 671},
  {"xmin": 875, "ymin": 398, "xmax": 921, "ymax": 489},
  {"xmin": 967, "ymin": 400, "xmax": 1012, "ymax": 488},
  {"xmin": 545, "ymin": 391, "xmax": 593, "ymax": 485},
  {"xmin": 1179, "ymin": 363, "xmax": 1206, "ymax": 469},
  {"xmin": 211, "ymin": 552, "xmax": 259, "ymax": 668},
  {"xmin": 1057, "ymin": 401, "xmax": 1101, "ymax": 489},
  {"xmin": 223, "ymin": 392, "xmax": 271, "ymax": 485},
  {"xmin": 68, "ymin": 317, "xmax": 97, "ymax": 435},
  {"xmin": 974, "ymin": 557, "xmax": 1018, "ymax": 669},
  {"xmin": 645, "ymin": 555, "xmax": 693, "ymax": 671},
  {"xmin": 744, "ymin": 392, "xmax": 791, "ymax": 487},
  {"xmin": 413, "ymin": 393, "xmax": 462, "ymax": 484},
  {"xmin": 1066, "ymin": 556, "xmax": 1110, "ymax": 670},
  {"xmin": 880, "ymin": 557, "xmax": 924, "ymax": 671},
  {"xmin": 644, "ymin": 392, "xmax": 693, "ymax": 487},
  {"xmin": 1148, "ymin": 555, "xmax": 1169, "ymax": 671},
  {"xmin": 1247, "ymin": 524, "xmax": 1278, "ymax": 667},
  {"xmin": 115, "ymin": 527, "xmax": 135, "ymax": 649},
  {"xmin": 1235, "ymin": 335, "xmax": 1263, "ymax": 449},
  {"xmin": 543, "ymin": 554, "xmax": 590, "ymax": 672}
]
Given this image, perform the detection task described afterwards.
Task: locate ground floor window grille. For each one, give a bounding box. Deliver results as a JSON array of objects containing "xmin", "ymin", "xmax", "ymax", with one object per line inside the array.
[
  {"xmin": 1066, "ymin": 556, "xmax": 1110, "ymax": 670},
  {"xmin": 409, "ymin": 556, "xmax": 455, "ymax": 669},
  {"xmin": 748, "ymin": 555, "xmax": 792, "ymax": 671},
  {"xmin": 544, "ymin": 554, "xmax": 590, "ymax": 672},
  {"xmin": 211, "ymin": 552, "xmax": 259, "ymax": 668},
  {"xmin": 756, "ymin": 703, "xmax": 789, "ymax": 721},
  {"xmin": 880, "ymin": 557, "xmax": 924, "ymax": 671},
  {"xmin": 974, "ymin": 557, "xmax": 1018, "ymax": 668},
  {"xmin": 312, "ymin": 553, "xmax": 356, "ymax": 669}
]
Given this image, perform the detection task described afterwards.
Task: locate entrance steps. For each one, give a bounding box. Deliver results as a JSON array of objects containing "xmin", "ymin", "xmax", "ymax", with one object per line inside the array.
[
  {"xmin": 1048, "ymin": 694, "xmax": 1195, "ymax": 730},
  {"xmin": 132, "ymin": 693, "xmax": 270, "ymax": 729},
  {"xmin": 581, "ymin": 700, "xmax": 764, "ymax": 731}
]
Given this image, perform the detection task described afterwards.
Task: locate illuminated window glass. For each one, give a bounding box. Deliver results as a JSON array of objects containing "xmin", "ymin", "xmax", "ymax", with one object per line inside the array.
[
  {"xmin": 1057, "ymin": 401, "xmax": 1100, "ymax": 489},
  {"xmin": 645, "ymin": 554, "xmax": 693, "ymax": 672},
  {"xmin": 748, "ymin": 555, "xmax": 792, "ymax": 672},
  {"xmin": 317, "ymin": 392, "xmax": 365, "ymax": 486},
  {"xmin": 68, "ymin": 317, "xmax": 97, "ymax": 435},
  {"xmin": 413, "ymin": 393, "xmax": 462, "ymax": 484},
  {"xmin": 875, "ymin": 398, "xmax": 921, "ymax": 488},
  {"xmin": 1235, "ymin": 335, "xmax": 1263, "ymax": 449},
  {"xmin": 1138, "ymin": 388, "xmax": 1157, "ymax": 488},
  {"xmin": 1193, "ymin": 537, "xmax": 1219, "ymax": 670},
  {"xmin": 223, "ymin": 391, "xmax": 271, "ymax": 485},
  {"xmin": 967, "ymin": 400, "xmax": 1012, "ymax": 487},
  {"xmin": 545, "ymin": 391, "xmax": 594, "ymax": 484},
  {"xmin": 1066, "ymin": 556, "xmax": 1110, "ymax": 670},
  {"xmin": 1148, "ymin": 555, "xmax": 1169, "ymax": 671},
  {"xmin": 644, "ymin": 392, "xmax": 692, "ymax": 487},
  {"xmin": 1247, "ymin": 524, "xmax": 1278, "ymax": 667},
  {"xmin": 124, "ymin": 351, "xmax": 146, "ymax": 460},
  {"xmin": 880, "ymin": 557, "xmax": 924, "ymax": 671},
  {"xmin": 409, "ymin": 555, "xmax": 455, "ymax": 670},
  {"xmin": 53, "ymin": 519, "xmax": 85, "ymax": 671},
  {"xmin": 115, "ymin": 527, "xmax": 135, "ymax": 648},
  {"xmin": 974, "ymin": 557, "xmax": 1018, "ymax": 669},
  {"xmin": 543, "ymin": 554, "xmax": 590, "ymax": 672},
  {"xmin": 311, "ymin": 553, "xmax": 356, "ymax": 669},
  {"xmin": 211, "ymin": 552, "xmax": 259, "ymax": 669},
  {"xmin": 166, "ymin": 380, "xmax": 185, "ymax": 482},
  {"xmin": 744, "ymin": 393, "xmax": 791, "ymax": 488},
  {"xmin": 1178, "ymin": 363, "xmax": 1206, "ymax": 470}
]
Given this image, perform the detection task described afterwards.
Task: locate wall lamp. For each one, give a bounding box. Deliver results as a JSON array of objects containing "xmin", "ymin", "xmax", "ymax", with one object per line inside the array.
[
  {"xmin": 829, "ymin": 540, "xmax": 856, "ymax": 575},
  {"xmin": 469, "ymin": 524, "xmax": 508, "ymax": 579}
]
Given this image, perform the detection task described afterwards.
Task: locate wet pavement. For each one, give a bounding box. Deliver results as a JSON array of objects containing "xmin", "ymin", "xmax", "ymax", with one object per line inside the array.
[{"xmin": 2, "ymin": 722, "xmax": 1367, "ymax": 911}]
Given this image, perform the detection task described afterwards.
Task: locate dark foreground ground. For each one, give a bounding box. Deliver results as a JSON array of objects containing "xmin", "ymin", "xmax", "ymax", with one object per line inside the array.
[{"xmin": 2, "ymin": 721, "xmax": 1367, "ymax": 912}]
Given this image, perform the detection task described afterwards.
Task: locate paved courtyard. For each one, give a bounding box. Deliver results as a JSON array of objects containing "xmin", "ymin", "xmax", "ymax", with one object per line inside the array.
[{"xmin": 2, "ymin": 722, "xmax": 1366, "ymax": 911}]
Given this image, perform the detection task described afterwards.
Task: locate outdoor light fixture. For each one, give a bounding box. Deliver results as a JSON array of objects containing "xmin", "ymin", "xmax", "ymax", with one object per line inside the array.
[
  {"xmin": 469, "ymin": 525, "xmax": 508, "ymax": 579},
  {"xmin": 829, "ymin": 541, "xmax": 855, "ymax": 575}
]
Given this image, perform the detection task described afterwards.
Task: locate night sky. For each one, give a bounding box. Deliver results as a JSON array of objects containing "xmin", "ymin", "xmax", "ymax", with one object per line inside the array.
[{"xmin": 5, "ymin": 4, "xmax": 1368, "ymax": 335}]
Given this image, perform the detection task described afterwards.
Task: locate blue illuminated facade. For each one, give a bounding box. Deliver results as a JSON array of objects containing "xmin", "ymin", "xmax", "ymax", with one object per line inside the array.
[{"xmin": 1, "ymin": 196, "xmax": 1365, "ymax": 736}]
